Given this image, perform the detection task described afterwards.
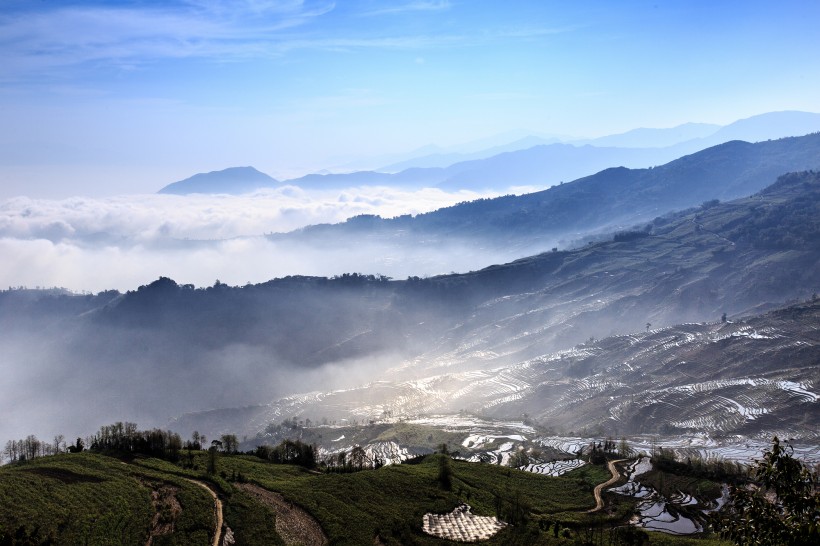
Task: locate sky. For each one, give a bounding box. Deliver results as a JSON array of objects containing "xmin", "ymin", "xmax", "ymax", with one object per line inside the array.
[
  {"xmin": 1, "ymin": 0, "xmax": 820, "ymax": 198},
  {"xmin": 3, "ymin": 0, "xmax": 820, "ymax": 444}
]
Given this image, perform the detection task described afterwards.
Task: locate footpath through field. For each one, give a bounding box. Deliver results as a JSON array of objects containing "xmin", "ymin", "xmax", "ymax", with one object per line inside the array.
[
  {"xmin": 185, "ymin": 479, "xmax": 223, "ymax": 546},
  {"xmin": 588, "ymin": 459, "xmax": 626, "ymax": 512}
]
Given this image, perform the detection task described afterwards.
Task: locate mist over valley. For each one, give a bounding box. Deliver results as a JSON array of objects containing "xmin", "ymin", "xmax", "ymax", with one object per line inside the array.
[
  {"xmin": 3, "ymin": 165, "xmax": 819, "ymax": 449},
  {"xmin": 3, "ymin": 2, "xmax": 820, "ymax": 542}
]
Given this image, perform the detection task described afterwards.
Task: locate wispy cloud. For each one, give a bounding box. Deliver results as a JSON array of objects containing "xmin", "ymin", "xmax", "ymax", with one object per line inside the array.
[
  {"xmin": 467, "ymin": 91, "xmax": 542, "ymax": 101},
  {"xmin": 360, "ymin": 1, "xmax": 451, "ymax": 17},
  {"xmin": 0, "ymin": 1, "xmax": 336, "ymax": 79},
  {"xmin": 0, "ymin": 0, "xmax": 572, "ymax": 83}
]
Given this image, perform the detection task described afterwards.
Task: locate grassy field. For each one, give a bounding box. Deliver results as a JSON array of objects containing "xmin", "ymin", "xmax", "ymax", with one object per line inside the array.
[
  {"xmin": 0, "ymin": 451, "xmax": 731, "ymax": 545},
  {"xmin": 0, "ymin": 453, "xmax": 213, "ymax": 545}
]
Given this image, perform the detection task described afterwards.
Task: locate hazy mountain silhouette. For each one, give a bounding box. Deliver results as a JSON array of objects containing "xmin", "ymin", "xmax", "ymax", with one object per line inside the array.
[
  {"xmin": 703, "ymin": 110, "xmax": 820, "ymax": 144},
  {"xmin": 158, "ymin": 166, "xmax": 278, "ymax": 195},
  {"xmin": 377, "ymin": 111, "xmax": 820, "ymax": 176},
  {"xmin": 377, "ymin": 135, "xmax": 563, "ymax": 172},
  {"xmin": 575, "ymin": 122, "xmax": 720, "ymax": 148},
  {"xmin": 278, "ymin": 133, "xmax": 820, "ymax": 250},
  {"xmin": 156, "ymin": 112, "xmax": 820, "ymax": 195}
]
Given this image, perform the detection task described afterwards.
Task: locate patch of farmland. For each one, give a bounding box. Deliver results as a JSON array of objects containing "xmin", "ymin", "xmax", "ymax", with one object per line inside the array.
[
  {"xmin": 609, "ymin": 457, "xmax": 703, "ymax": 535},
  {"xmin": 520, "ymin": 459, "xmax": 586, "ymax": 476},
  {"xmin": 422, "ymin": 504, "xmax": 507, "ymax": 542},
  {"xmin": 319, "ymin": 441, "xmax": 417, "ymax": 467}
]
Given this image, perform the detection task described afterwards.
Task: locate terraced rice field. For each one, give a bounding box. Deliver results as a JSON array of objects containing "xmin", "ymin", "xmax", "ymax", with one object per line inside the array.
[
  {"xmin": 520, "ymin": 459, "xmax": 586, "ymax": 476},
  {"xmin": 609, "ymin": 457, "xmax": 706, "ymax": 535},
  {"xmin": 422, "ymin": 504, "xmax": 507, "ymax": 542}
]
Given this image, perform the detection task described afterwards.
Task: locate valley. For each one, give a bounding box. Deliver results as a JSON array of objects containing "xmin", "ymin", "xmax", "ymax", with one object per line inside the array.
[{"xmin": 2, "ymin": 164, "xmax": 819, "ymax": 545}]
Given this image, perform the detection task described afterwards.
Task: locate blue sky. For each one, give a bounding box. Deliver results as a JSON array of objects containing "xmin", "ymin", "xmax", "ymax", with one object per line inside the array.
[{"xmin": 1, "ymin": 0, "xmax": 819, "ymax": 197}]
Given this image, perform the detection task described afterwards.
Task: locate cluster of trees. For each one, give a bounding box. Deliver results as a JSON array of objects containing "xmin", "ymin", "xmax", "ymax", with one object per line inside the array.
[
  {"xmin": 652, "ymin": 446, "xmax": 746, "ymax": 483},
  {"xmin": 253, "ymin": 439, "xmax": 317, "ymax": 469},
  {"xmin": 329, "ymin": 272, "xmax": 391, "ymax": 284},
  {"xmin": 3, "ymin": 434, "xmax": 68, "ymax": 464},
  {"xmin": 587, "ymin": 437, "xmax": 630, "ymax": 464},
  {"xmin": 507, "ymin": 446, "xmax": 544, "ymax": 468},
  {"xmin": 323, "ymin": 445, "xmax": 389, "ymax": 473},
  {"xmin": 2, "ymin": 424, "xmax": 245, "ymax": 467},
  {"xmin": 86, "ymin": 422, "xmax": 184, "ymax": 462}
]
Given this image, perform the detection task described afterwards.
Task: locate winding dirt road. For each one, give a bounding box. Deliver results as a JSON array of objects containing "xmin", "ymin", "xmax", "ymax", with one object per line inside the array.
[
  {"xmin": 185, "ymin": 479, "xmax": 223, "ymax": 546},
  {"xmin": 587, "ymin": 459, "xmax": 626, "ymax": 513}
]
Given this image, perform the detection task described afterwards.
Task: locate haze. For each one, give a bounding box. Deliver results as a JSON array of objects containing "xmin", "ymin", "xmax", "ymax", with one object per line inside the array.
[
  {"xmin": 2, "ymin": 0, "xmax": 820, "ymax": 198},
  {"xmin": 0, "ymin": 186, "xmax": 517, "ymax": 291},
  {"xmin": 2, "ymin": 1, "xmax": 820, "ymax": 452}
]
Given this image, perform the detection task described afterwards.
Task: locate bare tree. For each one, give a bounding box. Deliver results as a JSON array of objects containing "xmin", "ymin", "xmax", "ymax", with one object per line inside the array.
[{"xmin": 53, "ymin": 434, "xmax": 65, "ymax": 454}]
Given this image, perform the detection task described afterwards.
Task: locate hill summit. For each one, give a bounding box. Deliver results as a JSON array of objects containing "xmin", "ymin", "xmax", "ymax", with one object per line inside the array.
[{"xmin": 158, "ymin": 166, "xmax": 278, "ymax": 195}]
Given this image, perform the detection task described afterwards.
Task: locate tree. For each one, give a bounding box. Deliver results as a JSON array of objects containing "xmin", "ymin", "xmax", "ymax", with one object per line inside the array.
[
  {"xmin": 508, "ymin": 448, "xmax": 530, "ymax": 468},
  {"xmin": 350, "ymin": 446, "xmax": 367, "ymax": 471},
  {"xmin": 618, "ymin": 436, "xmax": 631, "ymax": 458},
  {"xmin": 53, "ymin": 434, "xmax": 65, "ymax": 454},
  {"xmin": 207, "ymin": 446, "xmax": 219, "ymax": 475},
  {"xmin": 716, "ymin": 436, "xmax": 819, "ymax": 545},
  {"xmin": 68, "ymin": 437, "xmax": 84, "ymax": 453},
  {"xmin": 220, "ymin": 434, "xmax": 238, "ymax": 454},
  {"xmin": 438, "ymin": 453, "xmax": 453, "ymax": 490}
]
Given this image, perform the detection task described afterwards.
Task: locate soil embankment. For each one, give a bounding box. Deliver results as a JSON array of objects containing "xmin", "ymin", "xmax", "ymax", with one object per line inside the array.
[{"xmin": 237, "ymin": 483, "xmax": 328, "ymax": 546}]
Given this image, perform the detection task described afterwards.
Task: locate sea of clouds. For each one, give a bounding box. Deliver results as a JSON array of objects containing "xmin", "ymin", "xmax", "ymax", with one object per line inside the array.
[{"xmin": 1, "ymin": 185, "xmax": 524, "ymax": 292}]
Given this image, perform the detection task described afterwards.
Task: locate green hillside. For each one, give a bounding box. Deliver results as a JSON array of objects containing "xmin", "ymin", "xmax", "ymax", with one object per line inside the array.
[{"xmin": 0, "ymin": 448, "xmax": 730, "ymax": 545}]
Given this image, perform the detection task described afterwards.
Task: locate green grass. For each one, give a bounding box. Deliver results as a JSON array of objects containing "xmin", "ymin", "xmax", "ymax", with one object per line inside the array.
[
  {"xmin": 0, "ymin": 452, "xmax": 731, "ymax": 545},
  {"xmin": 373, "ymin": 423, "xmax": 468, "ymax": 451},
  {"xmin": 223, "ymin": 490, "xmax": 284, "ymax": 546},
  {"xmin": 0, "ymin": 453, "xmax": 213, "ymax": 545}
]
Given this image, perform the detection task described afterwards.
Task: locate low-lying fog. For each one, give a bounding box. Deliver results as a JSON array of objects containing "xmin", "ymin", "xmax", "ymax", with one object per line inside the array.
[
  {"xmin": 1, "ymin": 183, "xmax": 554, "ymax": 445},
  {"xmin": 0, "ymin": 326, "xmax": 403, "ymax": 445},
  {"xmin": 0, "ymin": 185, "xmax": 541, "ymax": 292}
]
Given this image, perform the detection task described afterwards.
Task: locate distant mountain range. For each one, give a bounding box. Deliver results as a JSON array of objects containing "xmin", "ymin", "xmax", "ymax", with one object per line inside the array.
[
  {"xmin": 7, "ymin": 170, "xmax": 820, "ymax": 440},
  {"xmin": 156, "ymin": 111, "xmax": 820, "ymax": 195},
  {"xmin": 274, "ymin": 132, "xmax": 820, "ymax": 253},
  {"xmin": 379, "ymin": 110, "xmax": 820, "ymax": 172}
]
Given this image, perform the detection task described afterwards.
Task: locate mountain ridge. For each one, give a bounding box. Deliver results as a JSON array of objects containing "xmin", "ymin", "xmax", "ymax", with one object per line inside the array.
[
  {"xmin": 155, "ymin": 111, "xmax": 820, "ymax": 195},
  {"xmin": 277, "ymin": 134, "xmax": 820, "ymax": 252}
]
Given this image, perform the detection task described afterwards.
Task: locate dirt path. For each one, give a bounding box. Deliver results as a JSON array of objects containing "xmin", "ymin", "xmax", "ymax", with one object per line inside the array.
[
  {"xmin": 588, "ymin": 459, "xmax": 626, "ymax": 513},
  {"xmin": 185, "ymin": 479, "xmax": 223, "ymax": 546},
  {"xmin": 237, "ymin": 483, "xmax": 328, "ymax": 546}
]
